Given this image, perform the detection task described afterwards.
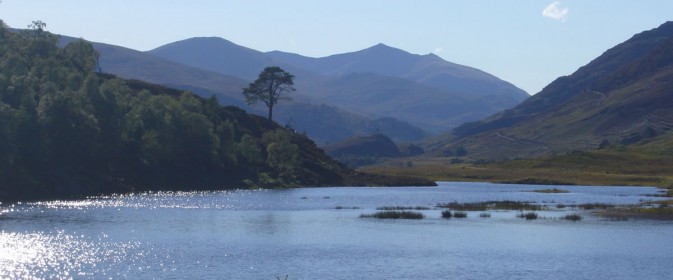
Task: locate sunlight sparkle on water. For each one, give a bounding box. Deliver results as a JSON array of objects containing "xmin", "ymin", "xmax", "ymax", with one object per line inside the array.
[{"xmin": 0, "ymin": 230, "xmax": 143, "ymax": 279}]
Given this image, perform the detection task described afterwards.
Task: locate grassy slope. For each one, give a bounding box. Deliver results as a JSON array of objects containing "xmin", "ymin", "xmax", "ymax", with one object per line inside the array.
[{"xmin": 363, "ymin": 143, "xmax": 673, "ymax": 187}]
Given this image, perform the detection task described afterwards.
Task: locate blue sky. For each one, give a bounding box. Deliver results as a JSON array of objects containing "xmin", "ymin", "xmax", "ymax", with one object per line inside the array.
[{"xmin": 1, "ymin": 1, "xmax": 672, "ymax": 95}]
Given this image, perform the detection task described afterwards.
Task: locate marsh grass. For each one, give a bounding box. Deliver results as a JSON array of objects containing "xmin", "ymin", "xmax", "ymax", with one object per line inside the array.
[
  {"xmin": 334, "ymin": 206, "xmax": 360, "ymax": 210},
  {"xmin": 528, "ymin": 188, "xmax": 570, "ymax": 194},
  {"xmin": 377, "ymin": 206, "xmax": 432, "ymax": 211},
  {"xmin": 517, "ymin": 212, "xmax": 539, "ymax": 220},
  {"xmin": 437, "ymin": 201, "xmax": 543, "ymax": 211},
  {"xmin": 441, "ymin": 210, "xmax": 452, "ymax": 219},
  {"xmin": 563, "ymin": 213, "xmax": 583, "ymax": 221},
  {"xmin": 506, "ymin": 178, "xmax": 575, "ymax": 185},
  {"xmin": 453, "ymin": 211, "xmax": 468, "ymax": 218},
  {"xmin": 592, "ymin": 199, "xmax": 673, "ymax": 220},
  {"xmin": 360, "ymin": 210, "xmax": 425, "ymax": 219},
  {"xmin": 441, "ymin": 210, "xmax": 468, "ymax": 218},
  {"xmin": 578, "ymin": 203, "xmax": 615, "ymax": 210}
]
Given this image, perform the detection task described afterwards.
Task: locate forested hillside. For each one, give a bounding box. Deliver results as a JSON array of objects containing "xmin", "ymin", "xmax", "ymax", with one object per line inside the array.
[{"xmin": 0, "ymin": 21, "xmax": 433, "ymax": 201}]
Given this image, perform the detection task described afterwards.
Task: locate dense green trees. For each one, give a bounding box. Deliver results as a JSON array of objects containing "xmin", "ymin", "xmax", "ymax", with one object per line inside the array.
[
  {"xmin": 0, "ymin": 20, "xmax": 435, "ymax": 201},
  {"xmin": 0, "ymin": 22, "xmax": 331, "ymax": 201}
]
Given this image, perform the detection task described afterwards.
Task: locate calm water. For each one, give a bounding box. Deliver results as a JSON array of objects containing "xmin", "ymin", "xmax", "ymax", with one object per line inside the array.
[{"xmin": 1, "ymin": 182, "xmax": 672, "ymax": 279}]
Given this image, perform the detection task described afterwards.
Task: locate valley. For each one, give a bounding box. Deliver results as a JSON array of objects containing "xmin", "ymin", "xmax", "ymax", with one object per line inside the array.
[
  {"xmin": 2, "ymin": 3, "xmax": 673, "ymax": 279},
  {"xmin": 3, "ymin": 17, "xmax": 673, "ymax": 198}
]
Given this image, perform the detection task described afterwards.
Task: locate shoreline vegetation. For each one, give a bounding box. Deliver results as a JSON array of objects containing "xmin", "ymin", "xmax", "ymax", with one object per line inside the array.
[
  {"xmin": 527, "ymin": 188, "xmax": 570, "ymax": 194},
  {"xmin": 357, "ymin": 198, "xmax": 673, "ymax": 221},
  {"xmin": 361, "ymin": 150, "xmax": 673, "ymax": 189}
]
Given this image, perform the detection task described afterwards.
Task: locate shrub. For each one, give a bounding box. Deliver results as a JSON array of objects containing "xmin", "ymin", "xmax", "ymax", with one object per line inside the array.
[
  {"xmin": 453, "ymin": 211, "xmax": 468, "ymax": 218},
  {"xmin": 563, "ymin": 213, "xmax": 582, "ymax": 221},
  {"xmin": 518, "ymin": 212, "xmax": 538, "ymax": 220},
  {"xmin": 441, "ymin": 210, "xmax": 452, "ymax": 219}
]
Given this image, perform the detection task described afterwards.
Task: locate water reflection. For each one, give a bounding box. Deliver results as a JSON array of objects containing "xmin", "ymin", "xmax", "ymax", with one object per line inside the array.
[
  {"xmin": 1, "ymin": 182, "xmax": 671, "ymax": 279},
  {"xmin": 246, "ymin": 212, "xmax": 288, "ymax": 235},
  {"xmin": 0, "ymin": 230, "xmax": 144, "ymax": 279}
]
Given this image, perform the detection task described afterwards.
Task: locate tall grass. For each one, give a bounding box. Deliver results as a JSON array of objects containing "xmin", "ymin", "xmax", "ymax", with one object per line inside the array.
[
  {"xmin": 360, "ymin": 211, "xmax": 425, "ymax": 219},
  {"xmin": 441, "ymin": 210, "xmax": 468, "ymax": 219},
  {"xmin": 437, "ymin": 201, "xmax": 543, "ymax": 211},
  {"xmin": 578, "ymin": 203, "xmax": 615, "ymax": 210},
  {"xmin": 376, "ymin": 206, "xmax": 431, "ymax": 211},
  {"xmin": 528, "ymin": 188, "xmax": 570, "ymax": 193}
]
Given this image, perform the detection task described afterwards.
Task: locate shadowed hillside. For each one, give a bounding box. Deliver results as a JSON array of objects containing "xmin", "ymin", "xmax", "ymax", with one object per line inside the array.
[{"xmin": 427, "ymin": 21, "xmax": 673, "ymax": 160}]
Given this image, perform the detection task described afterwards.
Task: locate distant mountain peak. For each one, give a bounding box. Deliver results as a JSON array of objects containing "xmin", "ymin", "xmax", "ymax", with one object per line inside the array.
[
  {"xmin": 187, "ymin": 36, "xmax": 228, "ymax": 41},
  {"xmin": 152, "ymin": 36, "xmax": 244, "ymax": 51},
  {"xmin": 148, "ymin": 36, "xmax": 273, "ymax": 80},
  {"xmin": 370, "ymin": 42, "xmax": 392, "ymax": 49},
  {"xmin": 657, "ymin": 21, "xmax": 673, "ymax": 30},
  {"xmin": 361, "ymin": 43, "xmax": 411, "ymax": 55}
]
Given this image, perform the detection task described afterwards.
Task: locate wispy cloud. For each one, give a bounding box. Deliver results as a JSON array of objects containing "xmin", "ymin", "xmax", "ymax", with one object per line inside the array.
[
  {"xmin": 542, "ymin": 1, "xmax": 569, "ymax": 21},
  {"xmin": 433, "ymin": 47, "xmax": 443, "ymax": 54}
]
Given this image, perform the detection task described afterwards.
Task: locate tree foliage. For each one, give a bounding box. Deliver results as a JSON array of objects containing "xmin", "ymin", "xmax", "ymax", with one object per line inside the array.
[
  {"xmin": 0, "ymin": 21, "xmax": 348, "ymax": 202},
  {"xmin": 242, "ymin": 66, "xmax": 295, "ymax": 121}
]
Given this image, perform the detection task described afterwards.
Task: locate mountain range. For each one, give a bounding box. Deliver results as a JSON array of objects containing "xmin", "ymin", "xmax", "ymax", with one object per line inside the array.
[
  {"xmin": 427, "ymin": 21, "xmax": 673, "ymax": 160},
  {"xmin": 61, "ymin": 35, "xmax": 529, "ymax": 144},
  {"xmin": 149, "ymin": 38, "xmax": 528, "ymax": 133}
]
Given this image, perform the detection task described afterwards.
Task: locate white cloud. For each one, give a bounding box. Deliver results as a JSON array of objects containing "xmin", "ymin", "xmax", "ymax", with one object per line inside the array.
[
  {"xmin": 433, "ymin": 47, "xmax": 443, "ymax": 54},
  {"xmin": 542, "ymin": 1, "xmax": 569, "ymax": 21}
]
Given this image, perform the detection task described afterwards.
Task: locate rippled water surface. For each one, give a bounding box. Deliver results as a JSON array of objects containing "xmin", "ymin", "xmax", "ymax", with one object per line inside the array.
[{"xmin": 2, "ymin": 182, "xmax": 672, "ymax": 279}]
